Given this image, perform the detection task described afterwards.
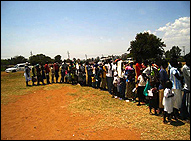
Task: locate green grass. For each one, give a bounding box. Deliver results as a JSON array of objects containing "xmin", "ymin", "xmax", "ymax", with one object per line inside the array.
[
  {"xmin": 1, "ymin": 71, "xmax": 190, "ymax": 140},
  {"xmin": 66, "ymin": 85, "xmax": 190, "ymax": 140},
  {"xmin": 1, "ymin": 71, "xmax": 47, "ymax": 104}
]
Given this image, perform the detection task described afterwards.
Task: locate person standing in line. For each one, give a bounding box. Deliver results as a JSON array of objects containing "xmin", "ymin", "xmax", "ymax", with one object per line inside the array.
[
  {"xmin": 117, "ymin": 59, "xmax": 123, "ymax": 78},
  {"xmin": 85, "ymin": 62, "xmax": 89, "ymax": 86},
  {"xmin": 31, "ymin": 63, "xmax": 37, "ymax": 86},
  {"xmin": 54, "ymin": 62, "xmax": 59, "ymax": 83},
  {"xmin": 96, "ymin": 63, "xmax": 102, "ymax": 89},
  {"xmin": 50, "ymin": 64, "xmax": 55, "ymax": 83},
  {"xmin": 41, "ymin": 63, "xmax": 46, "ymax": 85},
  {"xmin": 78, "ymin": 62, "xmax": 85, "ymax": 86},
  {"xmin": 147, "ymin": 79, "xmax": 159, "ymax": 115},
  {"xmin": 158, "ymin": 59, "xmax": 169, "ymax": 116},
  {"xmin": 36, "ymin": 64, "xmax": 41, "ymax": 85},
  {"xmin": 60, "ymin": 60, "xmax": 68, "ymax": 83},
  {"xmin": 163, "ymin": 80, "xmax": 175, "ymax": 124},
  {"xmin": 60, "ymin": 61, "xmax": 65, "ymax": 83},
  {"xmin": 119, "ymin": 75, "xmax": 126, "ymax": 100},
  {"xmin": 169, "ymin": 58, "xmax": 183, "ymax": 120},
  {"xmin": 106, "ymin": 59, "xmax": 114, "ymax": 95},
  {"xmin": 180, "ymin": 53, "xmax": 190, "ymax": 120},
  {"xmin": 44, "ymin": 61, "xmax": 50, "ymax": 84},
  {"xmin": 135, "ymin": 58, "xmax": 143, "ymax": 80},
  {"xmin": 136, "ymin": 68, "xmax": 146, "ymax": 106},
  {"xmin": 125, "ymin": 61, "xmax": 135, "ymax": 100},
  {"xmin": 100, "ymin": 62, "xmax": 107, "ymax": 90},
  {"xmin": 24, "ymin": 62, "xmax": 31, "ymax": 86}
]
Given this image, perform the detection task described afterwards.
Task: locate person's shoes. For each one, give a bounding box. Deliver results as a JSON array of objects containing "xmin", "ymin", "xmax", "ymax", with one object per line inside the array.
[{"xmin": 137, "ymin": 104, "xmax": 141, "ymax": 106}]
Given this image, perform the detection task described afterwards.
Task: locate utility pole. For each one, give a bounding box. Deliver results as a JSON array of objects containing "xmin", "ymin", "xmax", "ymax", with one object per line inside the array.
[
  {"xmin": 85, "ymin": 54, "xmax": 87, "ymax": 60},
  {"xmin": 182, "ymin": 46, "xmax": 185, "ymax": 56},
  {"xmin": 30, "ymin": 51, "xmax": 33, "ymax": 56},
  {"xmin": 67, "ymin": 51, "xmax": 70, "ymax": 59}
]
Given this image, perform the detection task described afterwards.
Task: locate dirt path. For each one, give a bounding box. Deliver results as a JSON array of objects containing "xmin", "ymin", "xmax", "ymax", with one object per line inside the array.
[{"xmin": 1, "ymin": 86, "xmax": 141, "ymax": 140}]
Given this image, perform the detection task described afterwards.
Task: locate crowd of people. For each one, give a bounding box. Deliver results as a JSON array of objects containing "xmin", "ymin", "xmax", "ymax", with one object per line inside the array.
[{"xmin": 24, "ymin": 53, "xmax": 190, "ymax": 124}]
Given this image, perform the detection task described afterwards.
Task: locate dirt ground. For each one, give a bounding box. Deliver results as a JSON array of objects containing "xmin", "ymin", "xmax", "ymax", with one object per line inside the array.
[{"xmin": 1, "ymin": 85, "xmax": 141, "ymax": 140}]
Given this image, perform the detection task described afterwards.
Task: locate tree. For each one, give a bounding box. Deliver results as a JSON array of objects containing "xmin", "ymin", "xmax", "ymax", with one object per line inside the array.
[
  {"xmin": 54, "ymin": 55, "xmax": 62, "ymax": 63},
  {"xmin": 29, "ymin": 54, "xmax": 53, "ymax": 65},
  {"xmin": 164, "ymin": 50, "xmax": 171, "ymax": 59},
  {"xmin": 171, "ymin": 46, "xmax": 181, "ymax": 58},
  {"xmin": 10, "ymin": 55, "xmax": 28, "ymax": 65},
  {"xmin": 127, "ymin": 32, "xmax": 166, "ymax": 62},
  {"xmin": 165, "ymin": 46, "xmax": 183, "ymax": 62}
]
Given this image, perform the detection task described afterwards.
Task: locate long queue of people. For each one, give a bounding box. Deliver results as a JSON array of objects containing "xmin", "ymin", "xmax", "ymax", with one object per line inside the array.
[{"xmin": 24, "ymin": 53, "xmax": 190, "ymax": 124}]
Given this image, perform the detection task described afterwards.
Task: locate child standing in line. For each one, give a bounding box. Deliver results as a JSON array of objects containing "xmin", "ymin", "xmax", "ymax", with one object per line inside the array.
[
  {"xmin": 162, "ymin": 80, "xmax": 174, "ymax": 124},
  {"xmin": 148, "ymin": 79, "xmax": 159, "ymax": 115}
]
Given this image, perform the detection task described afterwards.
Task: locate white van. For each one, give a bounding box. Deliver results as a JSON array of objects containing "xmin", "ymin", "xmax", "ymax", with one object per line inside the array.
[{"xmin": 5, "ymin": 63, "xmax": 32, "ymax": 73}]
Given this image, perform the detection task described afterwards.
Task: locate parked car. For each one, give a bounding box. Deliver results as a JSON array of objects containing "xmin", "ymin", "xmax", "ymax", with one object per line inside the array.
[{"xmin": 5, "ymin": 63, "xmax": 32, "ymax": 73}]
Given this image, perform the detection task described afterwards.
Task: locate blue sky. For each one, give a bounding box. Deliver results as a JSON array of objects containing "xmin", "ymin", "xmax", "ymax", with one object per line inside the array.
[{"xmin": 1, "ymin": 1, "xmax": 190, "ymax": 60}]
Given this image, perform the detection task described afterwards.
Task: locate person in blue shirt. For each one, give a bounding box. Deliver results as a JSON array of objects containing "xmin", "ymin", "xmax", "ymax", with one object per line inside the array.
[{"xmin": 158, "ymin": 59, "xmax": 169, "ymax": 115}]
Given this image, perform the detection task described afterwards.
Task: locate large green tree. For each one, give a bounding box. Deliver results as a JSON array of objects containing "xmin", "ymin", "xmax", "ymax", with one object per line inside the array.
[
  {"xmin": 29, "ymin": 54, "xmax": 54, "ymax": 65},
  {"xmin": 127, "ymin": 32, "xmax": 166, "ymax": 61},
  {"xmin": 9, "ymin": 55, "xmax": 28, "ymax": 65}
]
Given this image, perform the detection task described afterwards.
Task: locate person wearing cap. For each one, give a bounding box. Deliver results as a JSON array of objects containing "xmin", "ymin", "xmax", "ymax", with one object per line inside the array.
[{"xmin": 24, "ymin": 62, "xmax": 31, "ymax": 86}]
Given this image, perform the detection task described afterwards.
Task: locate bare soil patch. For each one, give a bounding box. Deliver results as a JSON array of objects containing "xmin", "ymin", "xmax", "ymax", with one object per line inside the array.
[{"xmin": 1, "ymin": 85, "xmax": 141, "ymax": 140}]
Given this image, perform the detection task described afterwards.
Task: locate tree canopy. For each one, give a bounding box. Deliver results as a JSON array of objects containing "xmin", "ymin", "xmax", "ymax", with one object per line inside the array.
[
  {"xmin": 29, "ymin": 54, "xmax": 54, "ymax": 65},
  {"xmin": 127, "ymin": 32, "xmax": 166, "ymax": 62},
  {"xmin": 165, "ymin": 46, "xmax": 182, "ymax": 59},
  {"xmin": 54, "ymin": 55, "xmax": 62, "ymax": 63}
]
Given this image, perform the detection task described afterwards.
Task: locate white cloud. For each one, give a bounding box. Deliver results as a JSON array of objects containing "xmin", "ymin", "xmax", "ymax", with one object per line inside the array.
[{"xmin": 156, "ymin": 17, "xmax": 190, "ymax": 53}]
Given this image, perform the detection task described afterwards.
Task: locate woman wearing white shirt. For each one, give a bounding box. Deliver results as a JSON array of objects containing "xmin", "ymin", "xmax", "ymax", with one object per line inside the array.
[{"xmin": 136, "ymin": 68, "xmax": 146, "ymax": 106}]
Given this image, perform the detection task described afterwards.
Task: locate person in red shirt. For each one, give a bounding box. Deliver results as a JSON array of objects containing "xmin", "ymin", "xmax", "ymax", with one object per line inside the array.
[
  {"xmin": 44, "ymin": 61, "xmax": 50, "ymax": 84},
  {"xmin": 135, "ymin": 58, "xmax": 143, "ymax": 80}
]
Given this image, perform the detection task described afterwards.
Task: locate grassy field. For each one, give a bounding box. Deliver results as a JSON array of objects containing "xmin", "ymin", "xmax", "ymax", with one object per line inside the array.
[{"xmin": 1, "ymin": 71, "xmax": 190, "ymax": 140}]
